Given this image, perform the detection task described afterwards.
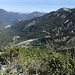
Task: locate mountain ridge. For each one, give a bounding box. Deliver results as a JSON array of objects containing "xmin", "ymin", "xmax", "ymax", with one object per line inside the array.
[
  {"xmin": 1, "ymin": 7, "xmax": 75, "ymax": 47},
  {"xmin": 10, "ymin": 7, "xmax": 75, "ymax": 48},
  {"xmin": 0, "ymin": 9, "xmax": 46, "ymax": 28}
]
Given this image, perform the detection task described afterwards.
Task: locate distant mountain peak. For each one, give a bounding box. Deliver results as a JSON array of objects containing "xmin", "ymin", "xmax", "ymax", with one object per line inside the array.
[
  {"xmin": 0, "ymin": 9, "xmax": 46, "ymax": 28},
  {"xmin": 0, "ymin": 9, "xmax": 7, "ymax": 12},
  {"xmin": 32, "ymin": 11, "xmax": 45, "ymax": 13},
  {"xmin": 32, "ymin": 11, "xmax": 39, "ymax": 13},
  {"xmin": 57, "ymin": 7, "xmax": 71, "ymax": 12}
]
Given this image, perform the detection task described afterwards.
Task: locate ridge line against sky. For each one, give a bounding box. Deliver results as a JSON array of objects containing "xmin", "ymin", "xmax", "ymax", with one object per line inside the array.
[{"xmin": 0, "ymin": 0, "xmax": 75, "ymax": 13}]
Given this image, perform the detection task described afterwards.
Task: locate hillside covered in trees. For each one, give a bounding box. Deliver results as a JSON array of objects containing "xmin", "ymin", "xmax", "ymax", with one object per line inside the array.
[{"xmin": 0, "ymin": 8, "xmax": 75, "ymax": 75}]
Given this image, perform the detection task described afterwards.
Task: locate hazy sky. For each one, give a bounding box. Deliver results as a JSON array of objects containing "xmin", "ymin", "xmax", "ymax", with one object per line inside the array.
[{"xmin": 0, "ymin": 0, "xmax": 75, "ymax": 13}]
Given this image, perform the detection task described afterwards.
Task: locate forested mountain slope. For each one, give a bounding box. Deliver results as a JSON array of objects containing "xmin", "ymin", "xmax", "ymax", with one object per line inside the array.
[
  {"xmin": 1, "ymin": 8, "xmax": 75, "ymax": 75},
  {"xmin": 12, "ymin": 8, "xmax": 75, "ymax": 38},
  {"xmin": 1, "ymin": 8, "xmax": 75, "ymax": 47}
]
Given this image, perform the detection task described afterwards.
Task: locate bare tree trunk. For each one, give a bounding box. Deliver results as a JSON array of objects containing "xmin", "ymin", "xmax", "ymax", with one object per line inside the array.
[{"xmin": 36, "ymin": 70, "xmax": 38, "ymax": 75}]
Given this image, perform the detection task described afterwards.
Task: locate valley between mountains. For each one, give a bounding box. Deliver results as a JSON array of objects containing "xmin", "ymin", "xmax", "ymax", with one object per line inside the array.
[{"xmin": 1, "ymin": 8, "xmax": 75, "ymax": 75}]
